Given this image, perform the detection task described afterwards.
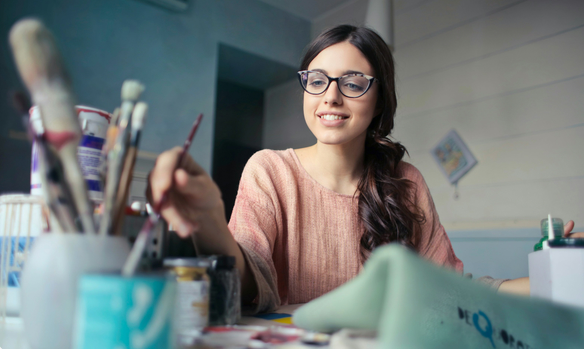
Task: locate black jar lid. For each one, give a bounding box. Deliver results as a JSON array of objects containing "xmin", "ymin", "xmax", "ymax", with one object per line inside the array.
[
  {"xmin": 163, "ymin": 257, "xmax": 211, "ymax": 268},
  {"xmin": 211, "ymin": 255, "xmax": 236, "ymax": 270},
  {"xmin": 548, "ymin": 238, "xmax": 584, "ymax": 248}
]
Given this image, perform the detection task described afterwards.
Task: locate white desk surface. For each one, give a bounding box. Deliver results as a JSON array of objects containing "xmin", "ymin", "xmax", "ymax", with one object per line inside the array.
[
  {"xmin": 0, "ymin": 317, "xmax": 29, "ymax": 349},
  {"xmin": 0, "ymin": 304, "xmax": 333, "ymax": 349}
]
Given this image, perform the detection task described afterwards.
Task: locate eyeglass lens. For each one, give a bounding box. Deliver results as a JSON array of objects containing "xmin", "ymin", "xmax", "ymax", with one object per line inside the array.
[{"xmin": 301, "ymin": 71, "xmax": 370, "ymax": 97}]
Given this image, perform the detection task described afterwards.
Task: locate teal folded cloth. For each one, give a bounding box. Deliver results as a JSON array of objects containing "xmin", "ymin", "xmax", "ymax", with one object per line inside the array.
[{"xmin": 293, "ymin": 244, "xmax": 584, "ymax": 349}]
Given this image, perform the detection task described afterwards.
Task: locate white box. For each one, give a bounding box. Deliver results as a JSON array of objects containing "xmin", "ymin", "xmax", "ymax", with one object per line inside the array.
[{"xmin": 528, "ymin": 249, "xmax": 584, "ymax": 308}]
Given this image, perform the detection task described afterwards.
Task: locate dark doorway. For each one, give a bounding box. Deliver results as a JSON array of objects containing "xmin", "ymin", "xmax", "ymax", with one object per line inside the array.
[
  {"xmin": 212, "ymin": 44, "xmax": 297, "ymax": 220},
  {"xmin": 212, "ymin": 80, "xmax": 264, "ymax": 219}
]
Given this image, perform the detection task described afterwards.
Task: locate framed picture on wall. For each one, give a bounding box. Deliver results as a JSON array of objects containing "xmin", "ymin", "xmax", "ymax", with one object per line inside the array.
[{"xmin": 431, "ymin": 129, "xmax": 477, "ymax": 185}]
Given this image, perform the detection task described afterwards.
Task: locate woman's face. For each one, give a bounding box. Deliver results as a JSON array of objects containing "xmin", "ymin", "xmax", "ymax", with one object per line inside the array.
[{"xmin": 303, "ymin": 41, "xmax": 378, "ymax": 148}]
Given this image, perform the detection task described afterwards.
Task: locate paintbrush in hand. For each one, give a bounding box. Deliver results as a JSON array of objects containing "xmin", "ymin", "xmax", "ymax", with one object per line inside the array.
[
  {"xmin": 122, "ymin": 113, "xmax": 203, "ymax": 276},
  {"xmin": 9, "ymin": 19, "xmax": 95, "ymax": 234}
]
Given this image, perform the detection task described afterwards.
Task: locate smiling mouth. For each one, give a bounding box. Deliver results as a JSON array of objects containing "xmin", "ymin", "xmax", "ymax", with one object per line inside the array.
[{"xmin": 318, "ymin": 114, "xmax": 349, "ymax": 121}]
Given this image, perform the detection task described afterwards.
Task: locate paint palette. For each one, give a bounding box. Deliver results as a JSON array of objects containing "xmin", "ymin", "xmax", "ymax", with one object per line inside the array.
[{"xmin": 253, "ymin": 313, "xmax": 293, "ymax": 325}]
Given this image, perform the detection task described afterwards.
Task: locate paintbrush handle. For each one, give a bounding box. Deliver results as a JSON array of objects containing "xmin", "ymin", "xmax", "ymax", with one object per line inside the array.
[
  {"xmin": 10, "ymin": 19, "xmax": 95, "ymax": 234},
  {"xmin": 112, "ymin": 146, "xmax": 138, "ymax": 236},
  {"xmin": 153, "ymin": 113, "xmax": 204, "ymax": 213}
]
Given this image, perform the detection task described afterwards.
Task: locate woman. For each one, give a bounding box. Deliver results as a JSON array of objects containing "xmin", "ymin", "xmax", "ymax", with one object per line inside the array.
[{"xmin": 149, "ymin": 25, "xmax": 530, "ymax": 313}]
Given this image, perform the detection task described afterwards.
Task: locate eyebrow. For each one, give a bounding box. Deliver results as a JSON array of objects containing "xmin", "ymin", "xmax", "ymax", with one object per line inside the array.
[{"xmin": 312, "ymin": 69, "xmax": 365, "ymax": 76}]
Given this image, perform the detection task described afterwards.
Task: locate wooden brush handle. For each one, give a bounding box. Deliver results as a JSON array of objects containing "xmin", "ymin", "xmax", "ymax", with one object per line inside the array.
[
  {"xmin": 10, "ymin": 19, "xmax": 95, "ymax": 233},
  {"xmin": 112, "ymin": 147, "xmax": 138, "ymax": 236}
]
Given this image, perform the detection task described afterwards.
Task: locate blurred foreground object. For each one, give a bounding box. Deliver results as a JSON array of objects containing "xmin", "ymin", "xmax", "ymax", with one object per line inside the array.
[
  {"xmin": 0, "ymin": 194, "xmax": 44, "ymax": 319},
  {"xmin": 9, "ymin": 18, "xmax": 95, "ymax": 233},
  {"xmin": 294, "ymin": 244, "xmax": 584, "ymax": 349}
]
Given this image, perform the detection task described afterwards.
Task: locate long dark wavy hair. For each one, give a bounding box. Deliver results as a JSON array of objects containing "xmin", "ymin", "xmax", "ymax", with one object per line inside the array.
[{"xmin": 300, "ymin": 25, "xmax": 428, "ymax": 260}]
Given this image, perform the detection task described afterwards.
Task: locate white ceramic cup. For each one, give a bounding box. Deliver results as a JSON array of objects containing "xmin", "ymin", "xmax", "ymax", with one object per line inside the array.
[{"xmin": 20, "ymin": 234, "xmax": 130, "ymax": 349}]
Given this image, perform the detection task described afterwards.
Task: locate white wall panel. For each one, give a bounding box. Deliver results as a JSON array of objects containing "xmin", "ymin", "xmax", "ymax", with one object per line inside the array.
[
  {"xmin": 394, "ymin": 0, "xmax": 434, "ymax": 14},
  {"xmin": 311, "ymin": 0, "xmax": 368, "ymax": 39},
  {"xmin": 395, "ymin": 0, "xmax": 584, "ymax": 78},
  {"xmin": 393, "ymin": 75, "xmax": 584, "ymax": 153},
  {"xmin": 391, "ymin": 0, "xmax": 584, "ymax": 229},
  {"xmin": 396, "ymin": 25, "xmax": 584, "ymax": 117},
  {"xmin": 395, "ymin": 0, "xmax": 522, "ymax": 48},
  {"xmin": 431, "ymin": 175, "xmax": 584, "ymax": 225}
]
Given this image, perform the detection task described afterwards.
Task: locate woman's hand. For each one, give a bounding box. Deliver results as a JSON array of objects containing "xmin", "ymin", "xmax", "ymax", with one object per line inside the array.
[
  {"xmin": 147, "ymin": 146, "xmax": 225, "ymax": 238},
  {"xmin": 563, "ymin": 220, "xmax": 584, "ymax": 238},
  {"xmin": 147, "ymin": 147, "xmax": 257, "ymax": 299}
]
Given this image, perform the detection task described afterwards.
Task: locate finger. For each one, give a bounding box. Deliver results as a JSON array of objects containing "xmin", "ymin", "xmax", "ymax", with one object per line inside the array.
[
  {"xmin": 175, "ymin": 169, "xmax": 192, "ymax": 191},
  {"xmin": 174, "ymin": 169, "xmax": 209, "ymax": 199},
  {"xmin": 563, "ymin": 220, "xmax": 575, "ymax": 237},
  {"xmin": 160, "ymin": 203, "xmax": 199, "ymax": 238},
  {"xmin": 149, "ymin": 147, "xmax": 183, "ymax": 204},
  {"xmin": 566, "ymin": 233, "xmax": 584, "ymax": 239},
  {"xmin": 178, "ymin": 152, "xmax": 208, "ymax": 177},
  {"xmin": 174, "ymin": 170, "xmax": 221, "ymax": 203}
]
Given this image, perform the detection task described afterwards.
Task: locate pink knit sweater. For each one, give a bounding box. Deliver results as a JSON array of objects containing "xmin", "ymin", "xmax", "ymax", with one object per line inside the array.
[{"xmin": 228, "ymin": 149, "xmax": 463, "ymax": 314}]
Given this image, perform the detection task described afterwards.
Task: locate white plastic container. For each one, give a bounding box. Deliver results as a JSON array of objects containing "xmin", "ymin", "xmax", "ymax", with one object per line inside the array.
[
  {"xmin": 0, "ymin": 194, "xmax": 45, "ymax": 318},
  {"xmin": 30, "ymin": 106, "xmax": 111, "ymax": 202},
  {"xmin": 528, "ymin": 248, "xmax": 584, "ymax": 308},
  {"xmin": 20, "ymin": 234, "xmax": 130, "ymax": 349}
]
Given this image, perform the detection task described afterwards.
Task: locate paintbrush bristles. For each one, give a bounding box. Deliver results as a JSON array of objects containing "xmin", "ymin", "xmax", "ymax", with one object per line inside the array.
[
  {"xmin": 121, "ymin": 80, "xmax": 144, "ymax": 102},
  {"xmin": 131, "ymin": 102, "xmax": 148, "ymax": 131},
  {"xmin": 9, "ymin": 19, "xmax": 71, "ymax": 91}
]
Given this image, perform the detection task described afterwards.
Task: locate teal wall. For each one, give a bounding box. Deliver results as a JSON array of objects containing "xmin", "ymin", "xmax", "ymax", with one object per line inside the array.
[{"xmin": 0, "ymin": 0, "xmax": 310, "ymax": 193}]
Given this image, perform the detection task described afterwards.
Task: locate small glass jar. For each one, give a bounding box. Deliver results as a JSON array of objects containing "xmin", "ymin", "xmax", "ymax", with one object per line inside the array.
[
  {"xmin": 535, "ymin": 217, "xmax": 564, "ymax": 251},
  {"xmin": 540, "ymin": 217, "xmax": 564, "ymax": 239},
  {"xmin": 164, "ymin": 258, "xmax": 211, "ymax": 343}
]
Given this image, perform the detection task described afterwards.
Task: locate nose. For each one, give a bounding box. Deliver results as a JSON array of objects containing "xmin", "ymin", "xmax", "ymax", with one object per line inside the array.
[{"xmin": 323, "ymin": 80, "xmax": 343, "ymax": 105}]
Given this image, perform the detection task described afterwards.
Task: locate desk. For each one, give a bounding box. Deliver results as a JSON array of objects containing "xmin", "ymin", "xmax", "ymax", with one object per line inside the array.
[{"xmin": 0, "ymin": 307, "xmax": 375, "ymax": 349}]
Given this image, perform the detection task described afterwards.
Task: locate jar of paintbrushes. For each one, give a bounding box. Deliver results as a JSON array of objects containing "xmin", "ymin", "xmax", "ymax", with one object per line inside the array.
[{"xmin": 10, "ymin": 17, "xmax": 205, "ymax": 349}]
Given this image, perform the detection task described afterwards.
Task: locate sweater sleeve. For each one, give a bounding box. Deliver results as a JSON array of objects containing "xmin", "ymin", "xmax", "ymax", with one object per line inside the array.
[
  {"xmin": 475, "ymin": 276, "xmax": 510, "ymax": 290},
  {"xmin": 405, "ymin": 163, "xmax": 464, "ymax": 272},
  {"xmin": 228, "ymin": 152, "xmax": 281, "ymax": 314}
]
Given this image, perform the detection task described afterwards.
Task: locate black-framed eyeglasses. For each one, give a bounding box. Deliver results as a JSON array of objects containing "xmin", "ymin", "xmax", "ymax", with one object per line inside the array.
[{"xmin": 297, "ymin": 70, "xmax": 377, "ymax": 98}]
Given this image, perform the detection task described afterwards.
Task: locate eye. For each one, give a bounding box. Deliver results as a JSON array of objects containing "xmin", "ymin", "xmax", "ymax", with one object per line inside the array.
[
  {"xmin": 341, "ymin": 76, "xmax": 368, "ymax": 92},
  {"xmin": 309, "ymin": 79, "xmax": 326, "ymax": 87},
  {"xmin": 343, "ymin": 81, "xmax": 365, "ymax": 91}
]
